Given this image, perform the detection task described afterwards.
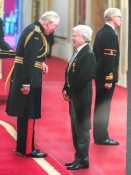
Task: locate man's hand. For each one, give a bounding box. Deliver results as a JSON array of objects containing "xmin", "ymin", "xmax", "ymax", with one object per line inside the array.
[
  {"xmin": 20, "ymin": 86, "xmax": 30, "ymax": 95},
  {"xmin": 42, "ymin": 63, "xmax": 48, "ymax": 74},
  {"xmin": 104, "ymin": 83, "xmax": 112, "ymax": 89},
  {"xmin": 63, "ymin": 90, "xmax": 70, "ymax": 101}
]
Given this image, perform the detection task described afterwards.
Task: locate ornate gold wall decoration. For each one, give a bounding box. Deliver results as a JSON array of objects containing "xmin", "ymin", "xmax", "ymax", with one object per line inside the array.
[
  {"xmin": 112, "ymin": 0, "xmax": 121, "ymax": 7},
  {"xmin": 92, "ymin": 0, "xmax": 108, "ymax": 38},
  {"xmin": 78, "ymin": 0, "xmax": 86, "ymax": 24},
  {"xmin": 32, "ymin": 0, "xmax": 40, "ymax": 21},
  {"xmin": 0, "ymin": 0, "xmax": 4, "ymax": 18}
]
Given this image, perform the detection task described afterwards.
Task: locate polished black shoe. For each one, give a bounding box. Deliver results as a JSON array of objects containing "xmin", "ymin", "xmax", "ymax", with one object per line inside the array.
[
  {"xmin": 27, "ymin": 149, "xmax": 48, "ymax": 158},
  {"xmin": 95, "ymin": 138, "xmax": 119, "ymax": 145},
  {"xmin": 65, "ymin": 161, "xmax": 75, "ymax": 166},
  {"xmin": 66, "ymin": 161, "xmax": 89, "ymax": 170}
]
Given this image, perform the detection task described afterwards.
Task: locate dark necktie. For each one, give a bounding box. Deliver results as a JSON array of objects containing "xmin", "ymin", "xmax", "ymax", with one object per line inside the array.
[{"xmin": 67, "ymin": 50, "xmax": 78, "ymax": 73}]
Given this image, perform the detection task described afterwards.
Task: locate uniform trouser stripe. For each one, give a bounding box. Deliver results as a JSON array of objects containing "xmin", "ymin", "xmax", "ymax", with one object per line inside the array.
[
  {"xmin": 17, "ymin": 117, "xmax": 35, "ymax": 155},
  {"xmin": 26, "ymin": 119, "xmax": 35, "ymax": 154}
]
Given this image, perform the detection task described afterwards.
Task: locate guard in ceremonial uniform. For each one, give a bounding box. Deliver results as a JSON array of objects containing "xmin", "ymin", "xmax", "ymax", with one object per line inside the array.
[
  {"xmin": 0, "ymin": 17, "xmax": 13, "ymax": 51},
  {"xmin": 0, "ymin": 17, "xmax": 15, "ymax": 58},
  {"xmin": 93, "ymin": 8, "xmax": 122, "ymax": 145},
  {"xmin": 6, "ymin": 11, "xmax": 60, "ymax": 157}
]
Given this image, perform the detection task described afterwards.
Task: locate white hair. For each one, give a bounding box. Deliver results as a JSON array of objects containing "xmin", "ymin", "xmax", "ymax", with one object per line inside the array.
[
  {"xmin": 41, "ymin": 11, "xmax": 60, "ymax": 23},
  {"xmin": 104, "ymin": 8, "xmax": 122, "ymax": 21},
  {"xmin": 73, "ymin": 25, "xmax": 93, "ymax": 42}
]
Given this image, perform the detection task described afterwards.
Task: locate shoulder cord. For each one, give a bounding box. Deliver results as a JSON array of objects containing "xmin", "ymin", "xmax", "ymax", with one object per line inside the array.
[
  {"xmin": 24, "ymin": 25, "xmax": 47, "ymax": 58},
  {"xmin": 5, "ymin": 25, "xmax": 48, "ymax": 90}
]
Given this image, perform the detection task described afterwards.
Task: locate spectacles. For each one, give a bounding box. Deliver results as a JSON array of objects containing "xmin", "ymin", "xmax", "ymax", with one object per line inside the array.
[
  {"xmin": 72, "ymin": 35, "xmax": 81, "ymax": 37},
  {"xmin": 114, "ymin": 16, "xmax": 122, "ymax": 19}
]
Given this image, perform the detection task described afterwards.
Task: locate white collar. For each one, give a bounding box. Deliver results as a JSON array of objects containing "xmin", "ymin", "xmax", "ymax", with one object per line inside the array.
[
  {"xmin": 77, "ymin": 43, "xmax": 88, "ymax": 53},
  {"xmin": 106, "ymin": 22, "xmax": 115, "ymax": 30}
]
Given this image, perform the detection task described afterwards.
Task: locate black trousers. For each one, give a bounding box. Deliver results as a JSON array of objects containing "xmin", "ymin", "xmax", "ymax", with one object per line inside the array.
[
  {"xmin": 93, "ymin": 80, "xmax": 115, "ymax": 142},
  {"xmin": 69, "ymin": 100, "xmax": 90, "ymax": 162},
  {"xmin": 16, "ymin": 117, "xmax": 35, "ymax": 155}
]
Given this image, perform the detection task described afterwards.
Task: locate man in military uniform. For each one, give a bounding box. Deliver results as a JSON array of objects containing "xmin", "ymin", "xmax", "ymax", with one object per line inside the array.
[
  {"xmin": 93, "ymin": 8, "xmax": 122, "ymax": 145},
  {"xmin": 6, "ymin": 11, "xmax": 60, "ymax": 157}
]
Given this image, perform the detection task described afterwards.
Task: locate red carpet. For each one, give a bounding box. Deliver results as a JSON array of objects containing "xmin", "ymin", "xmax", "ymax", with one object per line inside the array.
[
  {"xmin": 0, "ymin": 79, "xmax": 7, "ymax": 104},
  {"xmin": 0, "ymin": 57, "xmax": 127, "ymax": 175},
  {"xmin": 0, "ymin": 120, "xmax": 72, "ymax": 175}
]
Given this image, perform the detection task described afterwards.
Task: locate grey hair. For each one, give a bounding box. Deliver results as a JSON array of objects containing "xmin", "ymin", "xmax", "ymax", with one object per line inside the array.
[
  {"xmin": 73, "ymin": 25, "xmax": 93, "ymax": 42},
  {"xmin": 104, "ymin": 8, "xmax": 121, "ymax": 21},
  {"xmin": 40, "ymin": 11, "xmax": 60, "ymax": 23}
]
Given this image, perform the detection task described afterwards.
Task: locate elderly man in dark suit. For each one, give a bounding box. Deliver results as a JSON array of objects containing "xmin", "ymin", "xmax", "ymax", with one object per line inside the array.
[
  {"xmin": 93, "ymin": 8, "xmax": 122, "ymax": 145},
  {"xmin": 62, "ymin": 25, "xmax": 96, "ymax": 170}
]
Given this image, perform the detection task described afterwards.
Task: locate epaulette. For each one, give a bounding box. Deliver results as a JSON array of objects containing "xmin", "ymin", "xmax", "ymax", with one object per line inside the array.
[
  {"xmin": 24, "ymin": 25, "xmax": 42, "ymax": 47},
  {"xmin": 24, "ymin": 25, "xmax": 47, "ymax": 58},
  {"xmin": 34, "ymin": 25, "xmax": 41, "ymax": 33}
]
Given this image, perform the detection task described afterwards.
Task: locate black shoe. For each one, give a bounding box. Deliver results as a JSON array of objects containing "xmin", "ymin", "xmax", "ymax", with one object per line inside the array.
[
  {"xmin": 95, "ymin": 138, "xmax": 119, "ymax": 145},
  {"xmin": 66, "ymin": 161, "xmax": 89, "ymax": 170},
  {"xmin": 27, "ymin": 149, "xmax": 48, "ymax": 158},
  {"xmin": 14, "ymin": 149, "xmax": 47, "ymax": 158},
  {"xmin": 65, "ymin": 161, "xmax": 75, "ymax": 166}
]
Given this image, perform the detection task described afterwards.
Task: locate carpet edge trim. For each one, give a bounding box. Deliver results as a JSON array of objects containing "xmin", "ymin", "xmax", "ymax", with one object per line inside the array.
[{"xmin": 0, "ymin": 119, "xmax": 62, "ymax": 175}]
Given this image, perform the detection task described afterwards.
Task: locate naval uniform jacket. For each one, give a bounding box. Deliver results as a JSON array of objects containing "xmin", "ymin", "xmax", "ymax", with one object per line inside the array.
[
  {"xmin": 6, "ymin": 21, "xmax": 47, "ymax": 119},
  {"xmin": 93, "ymin": 24, "xmax": 120, "ymax": 83},
  {"xmin": 63, "ymin": 44, "xmax": 96, "ymax": 129}
]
